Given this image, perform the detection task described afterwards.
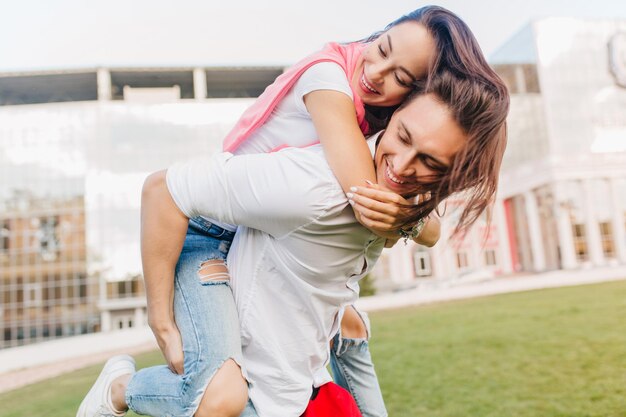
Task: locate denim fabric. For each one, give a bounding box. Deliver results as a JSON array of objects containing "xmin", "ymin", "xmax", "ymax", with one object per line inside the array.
[
  {"xmin": 126, "ymin": 218, "xmax": 259, "ymax": 417},
  {"xmin": 330, "ymin": 321, "xmax": 388, "ymax": 417}
]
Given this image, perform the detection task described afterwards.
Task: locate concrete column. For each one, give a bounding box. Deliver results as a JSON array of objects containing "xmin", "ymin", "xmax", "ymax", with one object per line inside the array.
[
  {"xmin": 435, "ymin": 214, "xmax": 457, "ymax": 279},
  {"xmin": 514, "ymin": 65, "xmax": 527, "ymax": 94},
  {"xmin": 134, "ymin": 307, "xmax": 145, "ymax": 328},
  {"xmin": 97, "ymin": 68, "xmax": 112, "ymax": 101},
  {"xmin": 400, "ymin": 244, "xmax": 416, "ymax": 283},
  {"xmin": 430, "ymin": 241, "xmax": 447, "ymax": 279},
  {"xmin": 555, "ymin": 201, "xmax": 578, "ymax": 269},
  {"xmin": 469, "ymin": 226, "xmax": 483, "ymax": 270},
  {"xmin": 609, "ymin": 178, "xmax": 626, "ymax": 263},
  {"xmin": 493, "ymin": 199, "xmax": 513, "ymax": 274},
  {"xmin": 193, "ymin": 68, "xmax": 208, "ymax": 100},
  {"xmin": 524, "ymin": 191, "xmax": 546, "ymax": 271},
  {"xmin": 582, "ymin": 179, "xmax": 604, "ymax": 266},
  {"xmin": 101, "ymin": 310, "xmax": 111, "ymax": 332},
  {"xmin": 386, "ymin": 245, "xmax": 407, "ymax": 285}
]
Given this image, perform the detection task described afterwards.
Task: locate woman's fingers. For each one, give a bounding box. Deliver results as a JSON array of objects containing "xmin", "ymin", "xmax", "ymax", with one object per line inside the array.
[
  {"xmin": 349, "ymin": 195, "xmax": 399, "ymax": 219},
  {"xmin": 355, "ymin": 210, "xmax": 397, "ymax": 232},
  {"xmin": 348, "ymin": 188, "xmax": 413, "ymax": 225},
  {"xmin": 352, "ymin": 185, "xmax": 408, "ymax": 205},
  {"xmin": 350, "ymin": 199, "xmax": 396, "ymax": 226}
]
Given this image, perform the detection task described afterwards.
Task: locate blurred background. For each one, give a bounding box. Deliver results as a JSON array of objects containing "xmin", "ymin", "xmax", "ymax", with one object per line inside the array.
[{"xmin": 0, "ymin": 1, "xmax": 625, "ymax": 415}]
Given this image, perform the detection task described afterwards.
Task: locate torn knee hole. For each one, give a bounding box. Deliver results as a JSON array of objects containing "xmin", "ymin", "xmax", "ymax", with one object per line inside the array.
[
  {"xmin": 341, "ymin": 308, "xmax": 369, "ymax": 339},
  {"xmin": 198, "ymin": 260, "xmax": 230, "ymax": 282}
]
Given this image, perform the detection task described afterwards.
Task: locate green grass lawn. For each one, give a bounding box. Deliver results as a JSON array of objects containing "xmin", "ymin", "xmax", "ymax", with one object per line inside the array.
[{"xmin": 2, "ymin": 280, "xmax": 625, "ymax": 417}]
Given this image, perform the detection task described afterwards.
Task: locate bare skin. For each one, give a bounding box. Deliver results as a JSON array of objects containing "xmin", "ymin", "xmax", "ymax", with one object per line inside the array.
[{"xmin": 341, "ymin": 306, "xmax": 369, "ymax": 339}]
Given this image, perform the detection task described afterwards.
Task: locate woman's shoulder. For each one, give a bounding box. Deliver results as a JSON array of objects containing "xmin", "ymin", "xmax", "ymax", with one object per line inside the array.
[
  {"xmin": 294, "ymin": 62, "xmax": 353, "ymax": 102},
  {"xmin": 300, "ymin": 61, "xmax": 349, "ymax": 84}
]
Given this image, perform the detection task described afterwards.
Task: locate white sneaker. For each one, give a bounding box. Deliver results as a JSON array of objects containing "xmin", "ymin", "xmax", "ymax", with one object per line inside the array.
[{"xmin": 77, "ymin": 354, "xmax": 136, "ymax": 417}]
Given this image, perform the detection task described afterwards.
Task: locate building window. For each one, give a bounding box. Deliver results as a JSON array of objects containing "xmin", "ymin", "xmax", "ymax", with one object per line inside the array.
[
  {"xmin": 0, "ymin": 220, "xmax": 9, "ymax": 253},
  {"xmin": 23, "ymin": 283, "xmax": 42, "ymax": 307},
  {"xmin": 456, "ymin": 251, "xmax": 469, "ymax": 269},
  {"xmin": 79, "ymin": 274, "xmax": 88, "ymax": 299},
  {"xmin": 484, "ymin": 249, "xmax": 497, "ymax": 266},
  {"xmin": 572, "ymin": 224, "xmax": 588, "ymax": 262},
  {"xmin": 39, "ymin": 216, "xmax": 60, "ymax": 261},
  {"xmin": 413, "ymin": 250, "xmax": 432, "ymax": 277},
  {"xmin": 599, "ymin": 222, "xmax": 615, "ymax": 258},
  {"xmin": 116, "ymin": 316, "xmax": 134, "ymax": 330}
]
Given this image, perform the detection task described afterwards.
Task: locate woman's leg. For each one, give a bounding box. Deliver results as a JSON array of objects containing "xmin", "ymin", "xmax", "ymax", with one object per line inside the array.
[
  {"xmin": 330, "ymin": 306, "xmax": 388, "ymax": 417},
  {"xmin": 79, "ymin": 219, "xmax": 253, "ymax": 417},
  {"xmin": 126, "ymin": 219, "xmax": 248, "ymax": 417}
]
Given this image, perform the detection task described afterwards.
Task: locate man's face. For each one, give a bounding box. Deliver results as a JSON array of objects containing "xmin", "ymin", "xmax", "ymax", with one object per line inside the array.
[{"xmin": 374, "ymin": 93, "xmax": 467, "ymax": 197}]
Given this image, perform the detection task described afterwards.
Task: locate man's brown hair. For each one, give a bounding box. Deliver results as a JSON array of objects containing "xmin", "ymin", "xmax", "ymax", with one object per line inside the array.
[{"xmin": 400, "ymin": 68, "xmax": 509, "ymax": 235}]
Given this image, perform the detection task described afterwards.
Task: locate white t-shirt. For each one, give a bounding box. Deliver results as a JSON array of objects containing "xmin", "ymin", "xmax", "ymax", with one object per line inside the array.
[
  {"xmin": 167, "ymin": 137, "xmax": 383, "ymax": 417},
  {"xmin": 234, "ymin": 61, "xmax": 353, "ymax": 155},
  {"xmin": 204, "ymin": 61, "xmax": 353, "ymax": 232}
]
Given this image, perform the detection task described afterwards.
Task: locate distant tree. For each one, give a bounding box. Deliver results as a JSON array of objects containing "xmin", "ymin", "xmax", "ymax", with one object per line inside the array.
[{"xmin": 359, "ymin": 273, "xmax": 376, "ymax": 297}]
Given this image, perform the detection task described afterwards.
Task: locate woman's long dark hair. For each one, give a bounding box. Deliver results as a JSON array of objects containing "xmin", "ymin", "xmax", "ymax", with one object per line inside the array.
[
  {"xmin": 357, "ymin": 6, "xmax": 509, "ymax": 234},
  {"xmin": 359, "ymin": 6, "xmax": 494, "ymax": 133}
]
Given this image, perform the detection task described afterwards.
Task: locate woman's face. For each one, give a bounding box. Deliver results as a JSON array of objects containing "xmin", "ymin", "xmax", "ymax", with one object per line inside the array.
[{"xmin": 352, "ymin": 22, "xmax": 437, "ymax": 108}]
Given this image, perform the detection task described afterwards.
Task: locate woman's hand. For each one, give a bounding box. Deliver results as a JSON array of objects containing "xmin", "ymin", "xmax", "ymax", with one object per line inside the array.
[
  {"xmin": 348, "ymin": 182, "xmax": 440, "ymax": 247},
  {"xmin": 347, "ymin": 182, "xmax": 413, "ymax": 238},
  {"xmin": 150, "ymin": 319, "xmax": 185, "ymax": 375}
]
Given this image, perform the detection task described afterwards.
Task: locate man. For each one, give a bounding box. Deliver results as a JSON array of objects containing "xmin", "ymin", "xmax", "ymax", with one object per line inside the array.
[{"xmin": 79, "ymin": 70, "xmax": 509, "ymax": 417}]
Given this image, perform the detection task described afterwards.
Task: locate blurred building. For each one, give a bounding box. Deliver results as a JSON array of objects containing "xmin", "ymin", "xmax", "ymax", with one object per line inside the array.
[
  {"xmin": 0, "ymin": 66, "xmax": 281, "ymax": 347},
  {"xmin": 375, "ymin": 17, "xmax": 626, "ymax": 288},
  {"xmin": 0, "ymin": 193, "xmax": 97, "ymax": 347},
  {"xmin": 2, "ymin": 18, "xmax": 626, "ymax": 348}
]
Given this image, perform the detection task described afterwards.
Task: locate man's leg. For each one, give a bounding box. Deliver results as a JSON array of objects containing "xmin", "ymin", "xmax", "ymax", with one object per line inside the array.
[{"xmin": 330, "ymin": 306, "xmax": 388, "ymax": 417}]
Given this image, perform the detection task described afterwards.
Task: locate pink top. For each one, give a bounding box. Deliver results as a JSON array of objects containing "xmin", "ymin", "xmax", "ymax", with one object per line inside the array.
[{"xmin": 223, "ymin": 42, "xmax": 370, "ymax": 152}]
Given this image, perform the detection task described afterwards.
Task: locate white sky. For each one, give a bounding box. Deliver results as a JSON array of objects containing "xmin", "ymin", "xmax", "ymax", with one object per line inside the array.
[{"xmin": 2, "ymin": 0, "xmax": 626, "ymax": 71}]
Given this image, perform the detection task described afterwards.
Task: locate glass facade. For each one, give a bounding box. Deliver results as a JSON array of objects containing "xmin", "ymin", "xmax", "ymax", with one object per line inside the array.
[
  {"xmin": 534, "ymin": 19, "xmax": 626, "ymax": 157},
  {"xmin": 0, "ymin": 99, "xmax": 251, "ymax": 347},
  {"xmin": 501, "ymin": 94, "xmax": 548, "ymax": 169}
]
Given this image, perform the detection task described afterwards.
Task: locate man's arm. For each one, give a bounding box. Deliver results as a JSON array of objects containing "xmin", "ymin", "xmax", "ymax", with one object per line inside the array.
[
  {"xmin": 167, "ymin": 151, "xmax": 330, "ymax": 238},
  {"xmin": 141, "ymin": 170, "xmax": 189, "ymax": 374},
  {"xmin": 414, "ymin": 215, "xmax": 440, "ymax": 247}
]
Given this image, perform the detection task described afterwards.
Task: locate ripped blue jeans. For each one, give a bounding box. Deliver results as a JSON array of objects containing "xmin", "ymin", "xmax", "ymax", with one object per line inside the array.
[
  {"xmin": 330, "ymin": 309, "xmax": 388, "ymax": 417},
  {"xmin": 126, "ymin": 217, "xmax": 384, "ymax": 417},
  {"xmin": 126, "ymin": 217, "xmax": 258, "ymax": 417}
]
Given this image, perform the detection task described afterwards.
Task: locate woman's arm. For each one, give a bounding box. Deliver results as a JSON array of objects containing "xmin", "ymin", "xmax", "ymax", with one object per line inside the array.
[
  {"xmin": 304, "ymin": 90, "xmax": 377, "ymax": 199},
  {"xmin": 141, "ymin": 170, "xmax": 189, "ymax": 374},
  {"xmin": 304, "ymin": 89, "xmax": 432, "ymax": 242},
  {"xmin": 415, "ymin": 214, "xmax": 440, "ymax": 247}
]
